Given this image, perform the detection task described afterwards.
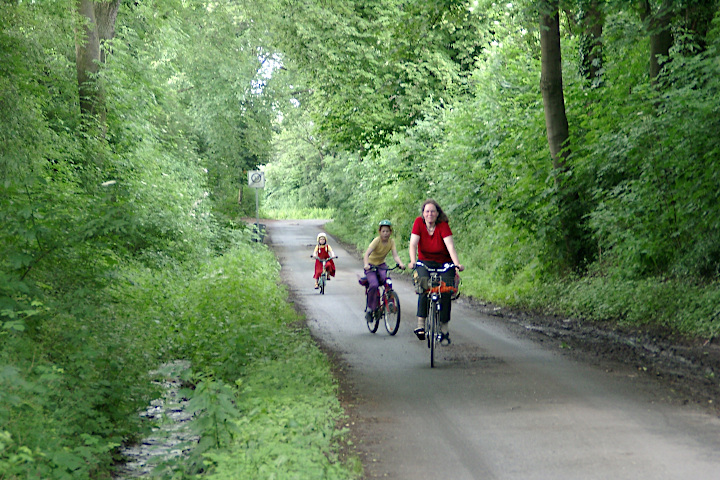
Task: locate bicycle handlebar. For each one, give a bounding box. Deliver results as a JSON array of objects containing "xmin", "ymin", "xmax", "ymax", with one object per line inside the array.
[
  {"xmin": 366, "ymin": 264, "xmax": 404, "ymax": 272},
  {"xmin": 415, "ymin": 261, "xmax": 456, "ymax": 273}
]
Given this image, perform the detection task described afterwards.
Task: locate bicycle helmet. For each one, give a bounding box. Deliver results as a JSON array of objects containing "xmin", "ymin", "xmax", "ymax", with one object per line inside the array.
[
  {"xmin": 378, "ymin": 219, "xmax": 392, "ymax": 227},
  {"xmin": 317, "ymin": 232, "xmax": 327, "ymax": 241}
]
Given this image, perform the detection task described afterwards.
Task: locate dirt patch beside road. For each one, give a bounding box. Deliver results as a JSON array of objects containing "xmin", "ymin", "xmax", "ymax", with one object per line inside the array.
[{"xmin": 469, "ymin": 298, "xmax": 720, "ymax": 416}]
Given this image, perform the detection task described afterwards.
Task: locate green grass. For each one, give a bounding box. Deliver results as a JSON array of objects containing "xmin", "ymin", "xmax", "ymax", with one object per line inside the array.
[
  {"xmin": 145, "ymin": 239, "xmax": 362, "ymax": 479},
  {"xmin": 261, "ymin": 207, "xmax": 334, "ymax": 220},
  {"xmin": 456, "ymin": 257, "xmax": 720, "ymax": 339}
]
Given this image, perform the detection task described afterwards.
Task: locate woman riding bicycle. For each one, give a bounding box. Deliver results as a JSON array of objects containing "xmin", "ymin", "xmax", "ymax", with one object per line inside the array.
[
  {"xmin": 363, "ymin": 220, "xmax": 405, "ymax": 322},
  {"xmin": 408, "ymin": 200, "xmax": 464, "ymax": 343}
]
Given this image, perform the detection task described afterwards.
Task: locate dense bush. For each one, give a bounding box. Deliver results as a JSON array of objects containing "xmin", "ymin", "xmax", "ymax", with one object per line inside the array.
[
  {"xmin": 1, "ymin": 1, "xmax": 358, "ymax": 478},
  {"xmin": 264, "ymin": 3, "xmax": 720, "ymax": 338}
]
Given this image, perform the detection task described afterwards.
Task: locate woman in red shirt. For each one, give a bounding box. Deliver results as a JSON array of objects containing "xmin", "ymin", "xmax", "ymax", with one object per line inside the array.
[{"xmin": 408, "ymin": 199, "xmax": 464, "ymax": 344}]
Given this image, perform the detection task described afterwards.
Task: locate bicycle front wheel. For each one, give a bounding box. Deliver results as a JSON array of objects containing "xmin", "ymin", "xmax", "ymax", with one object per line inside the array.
[
  {"xmin": 384, "ymin": 290, "xmax": 401, "ymax": 335},
  {"xmin": 366, "ymin": 308, "xmax": 379, "ymax": 333},
  {"xmin": 429, "ymin": 303, "xmax": 439, "ymax": 368},
  {"xmin": 319, "ymin": 275, "xmax": 326, "ymax": 295}
]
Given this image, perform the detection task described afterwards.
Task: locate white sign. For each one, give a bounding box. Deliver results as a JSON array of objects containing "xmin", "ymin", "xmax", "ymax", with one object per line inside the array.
[{"xmin": 248, "ymin": 170, "xmax": 265, "ymax": 188}]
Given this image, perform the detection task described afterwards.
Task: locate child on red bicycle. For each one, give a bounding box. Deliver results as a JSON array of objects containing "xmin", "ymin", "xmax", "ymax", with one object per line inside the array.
[
  {"xmin": 362, "ymin": 220, "xmax": 405, "ymax": 321},
  {"xmin": 312, "ymin": 232, "xmax": 336, "ymax": 289}
]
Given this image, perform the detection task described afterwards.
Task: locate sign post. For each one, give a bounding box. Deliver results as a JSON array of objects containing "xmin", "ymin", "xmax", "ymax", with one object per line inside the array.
[{"xmin": 248, "ymin": 170, "xmax": 265, "ymax": 241}]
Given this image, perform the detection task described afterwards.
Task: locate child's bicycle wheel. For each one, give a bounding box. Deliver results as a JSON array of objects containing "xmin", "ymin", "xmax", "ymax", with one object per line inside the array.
[
  {"xmin": 383, "ymin": 290, "xmax": 401, "ymax": 335},
  {"xmin": 318, "ymin": 274, "xmax": 326, "ymax": 294},
  {"xmin": 366, "ymin": 308, "xmax": 379, "ymax": 333}
]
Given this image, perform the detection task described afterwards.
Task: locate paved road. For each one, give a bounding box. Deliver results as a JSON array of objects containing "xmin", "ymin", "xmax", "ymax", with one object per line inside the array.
[{"xmin": 266, "ymin": 219, "xmax": 720, "ymax": 480}]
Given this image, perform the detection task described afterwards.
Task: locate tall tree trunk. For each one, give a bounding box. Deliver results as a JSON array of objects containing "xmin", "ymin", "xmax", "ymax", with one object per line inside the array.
[
  {"xmin": 75, "ymin": 0, "xmax": 101, "ymax": 120},
  {"xmin": 639, "ymin": 0, "xmax": 674, "ymax": 83},
  {"xmin": 540, "ymin": 1, "xmax": 585, "ymax": 269},
  {"xmin": 579, "ymin": 0, "xmax": 604, "ymax": 85},
  {"xmin": 75, "ymin": 0, "xmax": 121, "ymax": 123},
  {"xmin": 539, "ymin": 1, "xmax": 570, "ymax": 174},
  {"xmin": 96, "ymin": 1, "xmax": 121, "ymax": 63}
]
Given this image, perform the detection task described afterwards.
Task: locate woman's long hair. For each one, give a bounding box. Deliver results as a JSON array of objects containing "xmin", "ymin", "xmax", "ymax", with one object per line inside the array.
[{"xmin": 421, "ymin": 199, "xmax": 449, "ymax": 224}]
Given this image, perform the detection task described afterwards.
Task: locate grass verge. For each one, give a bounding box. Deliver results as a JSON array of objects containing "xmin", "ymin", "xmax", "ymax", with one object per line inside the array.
[{"xmin": 149, "ymin": 238, "xmax": 363, "ymax": 479}]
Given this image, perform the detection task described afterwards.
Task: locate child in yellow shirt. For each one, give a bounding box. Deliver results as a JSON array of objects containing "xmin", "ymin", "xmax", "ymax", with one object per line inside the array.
[{"xmin": 362, "ymin": 220, "xmax": 405, "ymax": 320}]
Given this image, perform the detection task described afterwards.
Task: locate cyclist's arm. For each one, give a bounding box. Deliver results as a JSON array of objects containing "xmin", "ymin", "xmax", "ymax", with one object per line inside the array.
[
  {"xmin": 363, "ymin": 244, "xmax": 374, "ymax": 270},
  {"xmin": 363, "ymin": 237, "xmax": 380, "ymax": 270},
  {"xmin": 442, "ymin": 235, "xmax": 464, "ymax": 271},
  {"xmin": 408, "ymin": 233, "xmax": 420, "ymax": 269}
]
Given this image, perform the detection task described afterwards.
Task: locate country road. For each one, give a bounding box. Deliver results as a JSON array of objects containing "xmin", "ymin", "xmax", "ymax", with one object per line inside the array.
[{"xmin": 266, "ymin": 219, "xmax": 720, "ymax": 480}]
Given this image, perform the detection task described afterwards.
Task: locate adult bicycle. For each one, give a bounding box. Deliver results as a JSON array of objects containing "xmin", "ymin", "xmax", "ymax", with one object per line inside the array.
[
  {"xmin": 360, "ymin": 265, "xmax": 402, "ymax": 335},
  {"xmin": 311, "ymin": 255, "xmax": 338, "ymax": 295},
  {"xmin": 416, "ymin": 261, "xmax": 458, "ymax": 368}
]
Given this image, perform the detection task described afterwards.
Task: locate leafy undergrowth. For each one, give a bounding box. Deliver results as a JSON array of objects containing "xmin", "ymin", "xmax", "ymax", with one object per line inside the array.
[
  {"xmin": 199, "ymin": 345, "xmax": 360, "ymax": 479},
  {"xmin": 154, "ymin": 240, "xmax": 362, "ymax": 479},
  {"xmin": 0, "ymin": 232, "xmax": 360, "ymax": 480},
  {"xmin": 474, "ymin": 272, "xmax": 720, "ymax": 340}
]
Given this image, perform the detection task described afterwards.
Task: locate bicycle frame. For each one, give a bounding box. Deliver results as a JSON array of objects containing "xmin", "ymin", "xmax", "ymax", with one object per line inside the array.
[{"xmin": 417, "ymin": 262, "xmax": 457, "ymax": 367}]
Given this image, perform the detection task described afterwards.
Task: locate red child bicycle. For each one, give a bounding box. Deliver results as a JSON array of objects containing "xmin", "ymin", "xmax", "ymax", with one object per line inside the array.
[
  {"xmin": 311, "ymin": 255, "xmax": 338, "ymax": 295},
  {"xmin": 359, "ymin": 265, "xmax": 402, "ymax": 335}
]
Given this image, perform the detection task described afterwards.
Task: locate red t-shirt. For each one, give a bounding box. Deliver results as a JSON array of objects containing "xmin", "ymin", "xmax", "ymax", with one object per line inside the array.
[{"xmin": 412, "ymin": 217, "xmax": 453, "ymax": 263}]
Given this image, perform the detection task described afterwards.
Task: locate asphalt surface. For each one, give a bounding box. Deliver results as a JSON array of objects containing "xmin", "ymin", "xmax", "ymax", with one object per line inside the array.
[{"xmin": 266, "ymin": 219, "xmax": 720, "ymax": 480}]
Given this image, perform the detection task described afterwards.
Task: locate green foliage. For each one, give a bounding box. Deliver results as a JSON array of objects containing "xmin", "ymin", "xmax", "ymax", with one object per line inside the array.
[
  {"xmin": 129, "ymin": 242, "xmax": 360, "ymax": 479},
  {"xmin": 263, "ymin": 115, "xmax": 331, "ymax": 212},
  {"xmin": 265, "ymin": 2, "xmax": 720, "ymax": 339},
  {"xmin": 255, "ymin": 0, "xmax": 487, "ymax": 151},
  {"xmin": 1, "ymin": 1, "xmax": 349, "ymax": 478},
  {"xmin": 188, "ymin": 376, "xmax": 243, "ymax": 455},
  {"xmin": 527, "ymin": 274, "xmax": 720, "ymax": 338},
  {"xmin": 0, "ymin": 281, "xmax": 161, "ymax": 479},
  {"xmin": 200, "ymin": 332, "xmax": 358, "ymax": 479}
]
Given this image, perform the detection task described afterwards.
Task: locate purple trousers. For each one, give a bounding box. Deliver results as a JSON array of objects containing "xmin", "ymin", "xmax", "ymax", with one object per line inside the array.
[{"xmin": 366, "ymin": 263, "xmax": 388, "ymax": 310}]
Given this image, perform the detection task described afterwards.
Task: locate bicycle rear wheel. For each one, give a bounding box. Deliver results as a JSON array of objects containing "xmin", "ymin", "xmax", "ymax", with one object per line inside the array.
[{"xmin": 384, "ymin": 290, "xmax": 401, "ymax": 335}]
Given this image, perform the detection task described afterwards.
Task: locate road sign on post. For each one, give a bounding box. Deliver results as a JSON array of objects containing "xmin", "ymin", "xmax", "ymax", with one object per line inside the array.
[
  {"xmin": 248, "ymin": 170, "xmax": 265, "ymax": 188},
  {"xmin": 247, "ymin": 170, "xmax": 265, "ymax": 242}
]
